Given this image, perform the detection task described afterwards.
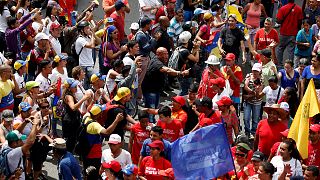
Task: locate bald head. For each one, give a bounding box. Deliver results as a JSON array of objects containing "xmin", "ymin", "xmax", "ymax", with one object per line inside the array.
[
  {"xmin": 159, "ymin": 16, "xmax": 170, "ymax": 28},
  {"xmin": 156, "ymin": 47, "xmax": 169, "ymax": 63}
]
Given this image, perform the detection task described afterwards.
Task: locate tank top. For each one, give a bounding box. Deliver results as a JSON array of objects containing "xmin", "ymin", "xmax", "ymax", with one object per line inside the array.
[{"xmin": 245, "ymin": 3, "xmax": 261, "ymax": 28}]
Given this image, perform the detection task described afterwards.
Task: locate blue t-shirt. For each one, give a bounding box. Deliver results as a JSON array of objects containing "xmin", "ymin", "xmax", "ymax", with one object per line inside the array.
[
  {"xmin": 294, "ymin": 28, "xmax": 313, "ymax": 57},
  {"xmin": 279, "ymin": 69, "xmax": 300, "ymax": 89},
  {"xmin": 302, "ymin": 65, "xmax": 320, "ymax": 90},
  {"xmin": 58, "ymin": 152, "xmax": 82, "ymax": 180},
  {"xmin": 140, "ymin": 138, "xmax": 172, "ymax": 161}
]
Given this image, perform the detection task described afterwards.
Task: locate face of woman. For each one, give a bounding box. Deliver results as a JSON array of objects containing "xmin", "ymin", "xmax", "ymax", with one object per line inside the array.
[
  {"xmin": 40, "ymin": 103, "xmax": 50, "ymax": 113},
  {"xmin": 31, "ymin": 87, "xmax": 40, "ymax": 94},
  {"xmin": 188, "ymin": 92, "xmax": 197, "ymax": 101},
  {"xmin": 279, "ymin": 143, "xmax": 291, "ymax": 159},
  {"xmin": 228, "ymin": 17, "xmax": 237, "ymax": 28},
  {"xmin": 150, "ymin": 147, "xmax": 160, "ymax": 157},
  {"xmin": 59, "ymin": 59, "xmax": 67, "ymax": 67},
  {"xmin": 264, "ymin": 21, "xmax": 272, "ymax": 31},
  {"xmin": 267, "ymin": 110, "xmax": 280, "ymax": 122},
  {"xmin": 51, "ymin": 6, "xmax": 59, "ymax": 16},
  {"xmin": 303, "ymin": 22, "xmax": 310, "ymax": 32},
  {"xmin": 70, "ymin": 87, "xmax": 77, "ymax": 93},
  {"xmin": 79, "ymin": 70, "xmax": 85, "ymax": 81},
  {"xmin": 235, "ymin": 150, "xmax": 247, "ymax": 163},
  {"xmin": 284, "ymin": 63, "xmax": 293, "ymax": 72},
  {"xmin": 312, "ymin": 57, "xmax": 320, "ymax": 67},
  {"xmin": 252, "ymin": 70, "xmax": 260, "ymax": 78},
  {"xmin": 258, "ymin": 166, "xmax": 270, "ymax": 180},
  {"xmin": 111, "ymin": 29, "xmax": 119, "ymax": 39},
  {"xmin": 25, "ymin": 0, "xmax": 30, "ymax": 6}
]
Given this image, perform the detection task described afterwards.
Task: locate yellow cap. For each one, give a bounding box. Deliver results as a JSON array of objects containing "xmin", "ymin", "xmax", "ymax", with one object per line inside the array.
[
  {"xmin": 90, "ymin": 73, "xmax": 107, "ymax": 83},
  {"xmin": 204, "ymin": 12, "xmax": 213, "ymax": 20},
  {"xmin": 14, "ymin": 60, "xmax": 27, "ymax": 70},
  {"xmin": 26, "ymin": 81, "xmax": 40, "ymax": 91},
  {"xmin": 114, "ymin": 87, "xmax": 131, "ymax": 101},
  {"xmin": 90, "ymin": 104, "xmax": 106, "ymax": 116}
]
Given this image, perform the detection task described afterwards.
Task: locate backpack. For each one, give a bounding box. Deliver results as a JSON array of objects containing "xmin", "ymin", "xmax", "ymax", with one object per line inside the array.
[
  {"xmin": 0, "ymin": 148, "xmax": 22, "ymax": 177},
  {"xmin": 74, "ymin": 117, "xmax": 94, "ymax": 158},
  {"xmin": 55, "ymin": 99, "xmax": 66, "ymax": 118},
  {"xmin": 70, "ymin": 35, "xmax": 84, "ymax": 63},
  {"xmin": 168, "ymin": 47, "xmax": 184, "ymax": 70}
]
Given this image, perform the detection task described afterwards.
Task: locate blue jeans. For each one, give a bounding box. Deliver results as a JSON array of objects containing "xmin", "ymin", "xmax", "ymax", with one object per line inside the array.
[
  {"xmin": 243, "ymin": 102, "xmax": 262, "ymax": 135},
  {"xmin": 276, "ymin": 35, "xmax": 295, "ymax": 68},
  {"xmin": 82, "ymin": 66, "xmax": 94, "ymax": 90},
  {"xmin": 183, "ymin": 10, "xmax": 193, "ymax": 22},
  {"xmin": 178, "ymin": 77, "xmax": 192, "ymax": 96},
  {"xmin": 143, "ymin": 92, "xmax": 160, "ymax": 123}
]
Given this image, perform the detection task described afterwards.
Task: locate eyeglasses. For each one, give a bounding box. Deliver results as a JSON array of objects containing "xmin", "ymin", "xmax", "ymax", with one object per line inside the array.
[
  {"xmin": 40, "ymin": 106, "xmax": 50, "ymax": 109},
  {"xmin": 235, "ymin": 152, "xmax": 246, "ymax": 157}
]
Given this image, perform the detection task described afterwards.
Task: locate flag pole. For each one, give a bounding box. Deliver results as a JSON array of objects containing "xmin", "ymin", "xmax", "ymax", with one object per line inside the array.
[{"xmin": 221, "ymin": 117, "xmax": 239, "ymax": 180}]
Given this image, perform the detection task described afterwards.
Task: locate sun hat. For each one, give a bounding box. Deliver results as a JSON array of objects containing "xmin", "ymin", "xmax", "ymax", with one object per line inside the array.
[
  {"xmin": 114, "ymin": 87, "xmax": 131, "ymax": 101},
  {"xmin": 49, "ymin": 138, "xmax": 67, "ymax": 149},
  {"xmin": 205, "ymin": 55, "xmax": 220, "ymax": 65}
]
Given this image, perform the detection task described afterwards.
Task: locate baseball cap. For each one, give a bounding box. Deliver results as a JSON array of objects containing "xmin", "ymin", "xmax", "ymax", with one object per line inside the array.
[
  {"xmin": 122, "ymin": 164, "xmax": 138, "ymax": 176},
  {"xmin": 194, "ymin": 8, "xmax": 206, "ymax": 16},
  {"xmin": 108, "ymin": 134, "xmax": 122, "ymax": 144},
  {"xmin": 216, "ymin": 96, "xmax": 233, "ymax": 107},
  {"xmin": 129, "ymin": 22, "xmax": 139, "ymax": 30},
  {"xmin": 280, "ymin": 129, "xmax": 289, "ymax": 137},
  {"xmin": 89, "ymin": 104, "xmax": 106, "ymax": 116},
  {"xmin": 14, "ymin": 60, "xmax": 26, "ymax": 70},
  {"xmin": 148, "ymin": 140, "xmax": 164, "ymax": 151},
  {"xmin": 310, "ymin": 124, "xmax": 320, "ymax": 133},
  {"xmin": 53, "ymin": 54, "xmax": 68, "ymax": 63},
  {"xmin": 64, "ymin": 78, "xmax": 79, "ymax": 88},
  {"xmin": 49, "ymin": 138, "xmax": 67, "ymax": 149},
  {"xmin": 237, "ymin": 142, "xmax": 251, "ymax": 152},
  {"xmin": 252, "ymin": 63, "xmax": 262, "ymax": 72},
  {"xmin": 102, "ymin": 160, "xmax": 122, "ymax": 173},
  {"xmin": 225, "ymin": 53, "xmax": 236, "ymax": 61},
  {"xmin": 104, "ymin": 17, "xmax": 114, "ymax": 24},
  {"xmin": 26, "ymin": 81, "xmax": 40, "ymax": 91},
  {"xmin": 6, "ymin": 130, "xmax": 27, "ymax": 143},
  {"xmin": 280, "ymin": 102, "xmax": 290, "ymax": 112},
  {"xmin": 114, "ymin": 87, "xmax": 131, "ymax": 101},
  {"xmin": 167, "ymin": 0, "xmax": 176, "ymax": 3},
  {"xmin": 179, "ymin": 31, "xmax": 192, "ymax": 44},
  {"xmin": 203, "ymin": 12, "xmax": 213, "ymax": 20},
  {"xmin": 115, "ymin": 0, "xmax": 125, "ymax": 10},
  {"xmin": 1, "ymin": 110, "xmax": 14, "ymax": 122},
  {"xmin": 90, "ymin": 73, "xmax": 107, "ymax": 83},
  {"xmin": 210, "ymin": 77, "xmax": 226, "ymax": 88},
  {"xmin": 50, "ymin": 22, "xmax": 61, "ymax": 31},
  {"xmin": 19, "ymin": 102, "xmax": 32, "ymax": 112},
  {"xmin": 257, "ymin": 48, "xmax": 272, "ymax": 59},
  {"xmin": 205, "ymin": 55, "xmax": 220, "ymax": 65},
  {"xmin": 251, "ymin": 151, "xmax": 264, "ymax": 162},
  {"xmin": 35, "ymin": 32, "xmax": 49, "ymax": 42},
  {"xmin": 172, "ymin": 96, "xmax": 186, "ymax": 106},
  {"xmin": 158, "ymin": 168, "xmax": 175, "ymax": 179}
]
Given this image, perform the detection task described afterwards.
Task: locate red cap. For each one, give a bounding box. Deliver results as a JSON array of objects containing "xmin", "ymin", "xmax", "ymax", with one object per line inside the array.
[
  {"xmin": 199, "ymin": 118, "xmax": 213, "ymax": 127},
  {"xmin": 167, "ymin": 0, "xmax": 176, "ymax": 3},
  {"xmin": 158, "ymin": 168, "xmax": 175, "ymax": 179},
  {"xmin": 216, "ymin": 96, "xmax": 233, "ymax": 107},
  {"xmin": 102, "ymin": 160, "xmax": 122, "ymax": 173},
  {"xmin": 172, "ymin": 96, "xmax": 186, "ymax": 106},
  {"xmin": 225, "ymin": 53, "xmax": 236, "ymax": 61},
  {"xmin": 280, "ymin": 129, "xmax": 289, "ymax": 137},
  {"xmin": 310, "ymin": 124, "xmax": 320, "ymax": 133},
  {"xmin": 148, "ymin": 140, "xmax": 164, "ymax": 151},
  {"xmin": 50, "ymin": 23, "xmax": 61, "ymax": 31},
  {"xmin": 210, "ymin": 77, "xmax": 226, "ymax": 88}
]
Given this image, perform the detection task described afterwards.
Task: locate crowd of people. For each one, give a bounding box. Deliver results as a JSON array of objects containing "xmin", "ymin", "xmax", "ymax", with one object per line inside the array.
[{"xmin": 0, "ymin": 0, "xmax": 319, "ymax": 179}]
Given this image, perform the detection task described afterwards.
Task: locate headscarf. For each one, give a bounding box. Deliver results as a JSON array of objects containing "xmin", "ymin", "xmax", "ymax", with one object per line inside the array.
[{"xmin": 106, "ymin": 25, "xmax": 117, "ymax": 42}]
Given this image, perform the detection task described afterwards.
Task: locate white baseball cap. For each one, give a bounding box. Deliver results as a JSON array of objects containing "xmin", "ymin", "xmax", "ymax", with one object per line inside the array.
[
  {"xmin": 280, "ymin": 102, "xmax": 290, "ymax": 112},
  {"xmin": 205, "ymin": 55, "xmax": 220, "ymax": 65},
  {"xmin": 178, "ymin": 31, "xmax": 192, "ymax": 44},
  {"xmin": 108, "ymin": 134, "xmax": 122, "ymax": 144},
  {"xmin": 130, "ymin": 23, "xmax": 139, "ymax": 30},
  {"xmin": 252, "ymin": 63, "xmax": 262, "ymax": 72},
  {"xmin": 35, "ymin": 32, "xmax": 49, "ymax": 42}
]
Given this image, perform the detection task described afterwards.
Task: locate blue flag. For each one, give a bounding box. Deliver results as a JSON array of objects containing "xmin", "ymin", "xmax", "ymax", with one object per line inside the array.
[{"xmin": 171, "ymin": 123, "xmax": 234, "ymax": 179}]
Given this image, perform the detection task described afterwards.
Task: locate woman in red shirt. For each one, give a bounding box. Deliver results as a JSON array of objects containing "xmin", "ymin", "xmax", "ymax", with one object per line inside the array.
[{"xmin": 138, "ymin": 140, "xmax": 172, "ymax": 180}]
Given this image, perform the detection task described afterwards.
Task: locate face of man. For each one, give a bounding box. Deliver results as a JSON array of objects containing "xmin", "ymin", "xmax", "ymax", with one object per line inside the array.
[
  {"xmin": 150, "ymin": 131, "xmax": 161, "ymax": 141},
  {"xmin": 304, "ymin": 170, "xmax": 317, "ymax": 180},
  {"xmin": 108, "ymin": 143, "xmax": 122, "ymax": 153},
  {"xmin": 176, "ymin": 12, "xmax": 184, "ymax": 22},
  {"xmin": 51, "ymin": 27, "xmax": 61, "ymax": 38},
  {"xmin": 309, "ymin": 130, "xmax": 320, "ymax": 143}
]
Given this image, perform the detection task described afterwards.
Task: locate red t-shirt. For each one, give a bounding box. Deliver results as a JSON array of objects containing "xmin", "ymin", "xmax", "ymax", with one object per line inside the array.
[
  {"xmin": 110, "ymin": 12, "xmax": 125, "ymax": 42},
  {"xmin": 103, "ymin": 0, "xmax": 128, "ymax": 17},
  {"xmin": 199, "ymin": 111, "xmax": 222, "ymax": 125},
  {"xmin": 254, "ymin": 28, "xmax": 279, "ymax": 50},
  {"xmin": 305, "ymin": 140, "xmax": 320, "ymax": 167},
  {"xmin": 130, "ymin": 123, "xmax": 150, "ymax": 164},
  {"xmin": 221, "ymin": 65, "xmax": 243, "ymax": 97},
  {"xmin": 231, "ymin": 146, "xmax": 254, "ymax": 162},
  {"xmin": 20, "ymin": 26, "xmax": 35, "ymax": 53},
  {"xmin": 138, "ymin": 156, "xmax": 172, "ymax": 180},
  {"xmin": 156, "ymin": 119, "xmax": 184, "ymax": 142},
  {"xmin": 256, "ymin": 119, "xmax": 287, "ymax": 156},
  {"xmin": 198, "ymin": 68, "xmax": 225, "ymax": 99},
  {"xmin": 199, "ymin": 24, "xmax": 210, "ymax": 46},
  {"xmin": 270, "ymin": 141, "xmax": 282, "ymax": 157},
  {"xmin": 277, "ymin": 3, "xmax": 303, "ymax": 36},
  {"xmin": 172, "ymin": 109, "xmax": 188, "ymax": 128}
]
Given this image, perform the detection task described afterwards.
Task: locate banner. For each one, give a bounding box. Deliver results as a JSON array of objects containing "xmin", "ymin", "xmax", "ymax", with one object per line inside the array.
[
  {"xmin": 171, "ymin": 123, "xmax": 234, "ymax": 179},
  {"xmin": 288, "ymin": 79, "xmax": 320, "ymax": 159},
  {"xmin": 205, "ymin": 31, "xmax": 221, "ymax": 59}
]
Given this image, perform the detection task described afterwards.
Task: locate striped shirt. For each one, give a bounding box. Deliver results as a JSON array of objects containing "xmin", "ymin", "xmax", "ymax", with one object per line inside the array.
[{"xmin": 167, "ymin": 17, "xmax": 183, "ymax": 43}]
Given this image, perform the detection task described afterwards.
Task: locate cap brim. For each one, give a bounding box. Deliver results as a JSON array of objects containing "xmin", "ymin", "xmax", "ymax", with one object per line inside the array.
[
  {"xmin": 114, "ymin": 95, "xmax": 121, "ymax": 101},
  {"xmin": 4, "ymin": 118, "xmax": 14, "ymax": 122},
  {"xmin": 102, "ymin": 162, "xmax": 111, "ymax": 169},
  {"xmin": 108, "ymin": 141, "xmax": 121, "ymax": 144},
  {"xmin": 100, "ymin": 75, "xmax": 107, "ymax": 81},
  {"xmin": 251, "ymin": 157, "xmax": 262, "ymax": 161},
  {"xmin": 21, "ymin": 107, "xmax": 31, "ymax": 112},
  {"xmin": 280, "ymin": 131, "xmax": 289, "ymax": 137},
  {"xmin": 205, "ymin": 61, "xmax": 219, "ymax": 65},
  {"xmin": 122, "ymin": 169, "xmax": 133, "ymax": 175},
  {"xmin": 20, "ymin": 135, "xmax": 27, "ymax": 141}
]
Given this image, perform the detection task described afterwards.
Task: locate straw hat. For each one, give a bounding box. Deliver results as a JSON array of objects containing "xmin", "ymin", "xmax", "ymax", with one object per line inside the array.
[{"xmin": 263, "ymin": 104, "xmax": 287, "ymax": 119}]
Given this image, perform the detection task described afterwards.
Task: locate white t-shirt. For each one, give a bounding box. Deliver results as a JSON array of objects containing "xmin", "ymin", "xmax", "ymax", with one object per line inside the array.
[
  {"xmin": 270, "ymin": 155, "xmax": 303, "ymax": 180},
  {"xmin": 32, "ymin": 21, "xmax": 44, "ymax": 33},
  {"xmin": 212, "ymin": 91, "xmax": 230, "ymax": 110},
  {"xmin": 14, "ymin": 73, "xmax": 26, "ymax": 98},
  {"xmin": 101, "ymin": 149, "xmax": 132, "ymax": 168},
  {"xmin": 138, "ymin": 0, "xmax": 161, "ymax": 19},
  {"xmin": 262, "ymin": 86, "xmax": 284, "ymax": 107},
  {"xmin": 49, "ymin": 35, "xmax": 61, "ymax": 54},
  {"xmin": 48, "ymin": 68, "xmax": 68, "ymax": 86},
  {"xmin": 75, "ymin": 36, "xmax": 94, "ymax": 67},
  {"xmin": 0, "ymin": 7, "xmax": 11, "ymax": 33},
  {"xmin": 17, "ymin": 8, "xmax": 30, "ymax": 18},
  {"xmin": 35, "ymin": 73, "xmax": 51, "ymax": 92},
  {"xmin": 105, "ymin": 70, "xmax": 117, "ymax": 96}
]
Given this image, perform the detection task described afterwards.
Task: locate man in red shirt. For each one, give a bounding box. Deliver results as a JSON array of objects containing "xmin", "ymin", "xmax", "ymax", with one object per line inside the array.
[
  {"xmin": 156, "ymin": 106, "xmax": 184, "ymax": 142},
  {"xmin": 254, "ymin": 104, "xmax": 287, "ymax": 157},
  {"xmin": 129, "ymin": 111, "xmax": 151, "ymax": 165},
  {"xmin": 103, "ymin": 0, "xmax": 130, "ymax": 18},
  {"xmin": 171, "ymin": 96, "xmax": 188, "ymax": 128},
  {"xmin": 220, "ymin": 53, "xmax": 243, "ymax": 116},
  {"xmin": 110, "ymin": 0, "xmax": 127, "ymax": 42},
  {"xmin": 276, "ymin": 0, "xmax": 303, "ymax": 67},
  {"xmin": 304, "ymin": 124, "xmax": 320, "ymax": 168},
  {"xmin": 155, "ymin": 0, "xmax": 175, "ymax": 23}
]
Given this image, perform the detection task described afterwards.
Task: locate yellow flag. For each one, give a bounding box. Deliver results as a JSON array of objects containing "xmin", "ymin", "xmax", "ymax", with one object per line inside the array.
[
  {"xmin": 226, "ymin": 5, "xmax": 248, "ymax": 35},
  {"xmin": 288, "ymin": 79, "xmax": 320, "ymax": 159}
]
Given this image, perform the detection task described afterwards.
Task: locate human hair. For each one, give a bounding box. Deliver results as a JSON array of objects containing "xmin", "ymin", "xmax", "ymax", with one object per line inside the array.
[
  {"xmin": 151, "ymin": 126, "xmax": 163, "ymax": 135},
  {"xmin": 260, "ymin": 162, "xmax": 276, "ymax": 177},
  {"xmin": 127, "ymin": 40, "xmax": 137, "ymax": 50},
  {"xmin": 175, "ymin": 9, "xmax": 183, "ymax": 15},
  {"xmin": 211, "ymin": 4, "xmax": 221, "ymax": 12},
  {"xmin": 282, "ymin": 139, "xmax": 301, "ymax": 160},
  {"xmin": 45, "ymin": 5, "xmax": 54, "ymax": 17},
  {"xmin": 302, "ymin": 19, "xmax": 311, "ymax": 25},
  {"xmin": 7, "ymin": 16, "xmax": 17, "ymax": 28},
  {"xmin": 121, "ymin": 65, "xmax": 131, "ymax": 76},
  {"xmin": 72, "ymin": 66, "xmax": 83, "ymax": 80},
  {"xmin": 53, "ymin": 147, "xmax": 67, "ymax": 156},
  {"xmin": 109, "ymin": 169, "xmax": 124, "ymax": 180},
  {"xmin": 284, "ymin": 59, "xmax": 294, "ymax": 67},
  {"xmin": 189, "ymin": 83, "xmax": 199, "ymax": 93},
  {"xmin": 288, "ymin": 0, "xmax": 294, "ymax": 3},
  {"xmin": 0, "ymin": 1, "xmax": 8, "ymax": 15},
  {"xmin": 299, "ymin": 58, "xmax": 308, "ymax": 66},
  {"xmin": 268, "ymin": 76, "xmax": 278, "ymax": 84},
  {"xmin": 0, "ymin": 65, "xmax": 11, "ymax": 74},
  {"xmin": 158, "ymin": 106, "xmax": 172, "ymax": 117},
  {"xmin": 307, "ymin": 165, "xmax": 320, "ymax": 177},
  {"xmin": 20, "ymin": 0, "xmax": 28, "ymax": 8},
  {"xmin": 85, "ymin": 166, "xmax": 99, "ymax": 180},
  {"xmin": 285, "ymin": 87, "xmax": 299, "ymax": 117},
  {"xmin": 316, "ymin": 54, "xmax": 320, "ymax": 61},
  {"xmin": 138, "ymin": 110, "xmax": 149, "ymax": 120},
  {"xmin": 112, "ymin": 59, "xmax": 124, "ymax": 69}
]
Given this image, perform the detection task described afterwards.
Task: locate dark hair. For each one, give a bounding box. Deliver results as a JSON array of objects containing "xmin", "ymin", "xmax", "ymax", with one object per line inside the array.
[
  {"xmin": 282, "ymin": 139, "xmax": 301, "ymax": 160},
  {"xmin": 112, "ymin": 59, "xmax": 124, "ymax": 69},
  {"xmin": 20, "ymin": 0, "xmax": 29, "ymax": 8},
  {"xmin": 151, "ymin": 126, "xmax": 163, "ymax": 135},
  {"xmin": 0, "ymin": 1, "xmax": 8, "ymax": 15},
  {"xmin": 138, "ymin": 110, "xmax": 149, "ymax": 120},
  {"xmin": 307, "ymin": 165, "xmax": 320, "ymax": 177},
  {"xmin": 175, "ymin": 9, "xmax": 183, "ymax": 15},
  {"xmin": 53, "ymin": 147, "xmax": 67, "ymax": 156},
  {"xmin": 7, "ymin": 16, "xmax": 17, "ymax": 28},
  {"xmin": 189, "ymin": 83, "xmax": 199, "ymax": 93},
  {"xmin": 261, "ymin": 162, "xmax": 276, "ymax": 177},
  {"xmin": 109, "ymin": 169, "xmax": 124, "ymax": 180},
  {"xmin": 302, "ymin": 19, "xmax": 311, "ymax": 25},
  {"xmin": 284, "ymin": 60, "xmax": 294, "ymax": 67},
  {"xmin": 158, "ymin": 106, "xmax": 172, "ymax": 117},
  {"xmin": 285, "ymin": 87, "xmax": 299, "ymax": 118},
  {"xmin": 268, "ymin": 76, "xmax": 278, "ymax": 84},
  {"xmin": 288, "ymin": 0, "xmax": 294, "ymax": 3},
  {"xmin": 211, "ymin": 4, "xmax": 221, "ymax": 12},
  {"xmin": 127, "ymin": 40, "xmax": 137, "ymax": 50},
  {"xmin": 316, "ymin": 54, "xmax": 320, "ymax": 61},
  {"xmin": 121, "ymin": 65, "xmax": 131, "ymax": 76},
  {"xmin": 39, "ymin": 60, "xmax": 51, "ymax": 71},
  {"xmin": 46, "ymin": 5, "xmax": 54, "ymax": 17}
]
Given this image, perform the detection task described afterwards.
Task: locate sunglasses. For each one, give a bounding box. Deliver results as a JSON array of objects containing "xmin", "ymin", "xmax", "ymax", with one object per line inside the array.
[
  {"xmin": 40, "ymin": 106, "xmax": 50, "ymax": 109},
  {"xmin": 235, "ymin": 153, "xmax": 246, "ymax": 157}
]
